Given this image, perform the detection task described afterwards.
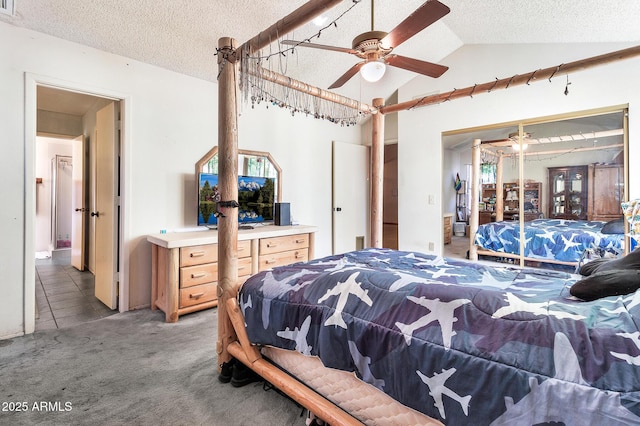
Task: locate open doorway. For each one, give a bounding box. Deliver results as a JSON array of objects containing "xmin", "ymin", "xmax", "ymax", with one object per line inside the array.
[{"xmin": 34, "ymin": 85, "xmax": 120, "ymax": 330}]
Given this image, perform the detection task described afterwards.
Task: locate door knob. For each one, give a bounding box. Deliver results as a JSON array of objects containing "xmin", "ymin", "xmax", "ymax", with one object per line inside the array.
[{"xmin": 91, "ymin": 211, "xmax": 100, "ymax": 217}]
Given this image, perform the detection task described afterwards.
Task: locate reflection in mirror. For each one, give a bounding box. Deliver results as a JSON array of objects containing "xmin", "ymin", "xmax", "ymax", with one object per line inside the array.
[
  {"xmin": 443, "ymin": 106, "xmax": 629, "ymax": 265},
  {"xmin": 195, "ymin": 147, "xmax": 282, "ymax": 227},
  {"xmin": 196, "ymin": 147, "xmax": 282, "ymax": 202}
]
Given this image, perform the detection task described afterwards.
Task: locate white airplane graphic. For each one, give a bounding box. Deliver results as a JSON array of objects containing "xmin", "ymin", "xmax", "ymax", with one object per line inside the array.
[
  {"xmin": 259, "ymin": 269, "xmax": 317, "ymax": 328},
  {"xmin": 601, "ymin": 305, "xmax": 628, "ymax": 315},
  {"xmin": 414, "ymin": 256, "xmax": 447, "ymax": 268},
  {"xmin": 560, "ymin": 233, "xmax": 582, "ymax": 251},
  {"xmin": 388, "ymin": 272, "xmax": 435, "ymax": 291},
  {"xmin": 396, "ymin": 297, "xmax": 471, "ymax": 348},
  {"xmin": 492, "ymin": 292, "xmax": 586, "ymax": 321},
  {"xmin": 514, "ymin": 234, "xmax": 533, "ymax": 247},
  {"xmin": 347, "ymin": 341, "xmax": 385, "ymax": 390},
  {"xmin": 429, "ymin": 267, "xmax": 465, "ymax": 280},
  {"xmin": 626, "ymin": 291, "xmax": 640, "ymax": 310},
  {"xmin": 318, "ymin": 272, "xmax": 373, "ymax": 329},
  {"xmin": 491, "ymin": 332, "xmax": 640, "ymax": 425},
  {"xmin": 276, "ymin": 315, "xmax": 313, "ymax": 356},
  {"xmin": 416, "ymin": 367, "xmax": 471, "ymax": 420},
  {"xmin": 310, "ymin": 257, "xmax": 351, "ymax": 272},
  {"xmin": 535, "ymin": 228, "xmax": 557, "ymax": 242},
  {"xmin": 240, "ymin": 294, "xmax": 252, "ymax": 317},
  {"xmin": 611, "ymin": 331, "xmax": 640, "ymax": 365},
  {"xmin": 473, "ymin": 270, "xmax": 513, "ymax": 290}
]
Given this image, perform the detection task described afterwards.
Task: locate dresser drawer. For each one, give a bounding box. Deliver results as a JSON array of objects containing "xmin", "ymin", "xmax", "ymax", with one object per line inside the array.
[
  {"xmin": 237, "ymin": 256, "xmax": 252, "ymax": 278},
  {"xmin": 260, "ymin": 234, "xmax": 309, "ymax": 255},
  {"xmin": 180, "ymin": 263, "xmax": 218, "ymax": 288},
  {"xmin": 180, "ymin": 244, "xmax": 218, "ymax": 267},
  {"xmin": 179, "ymin": 282, "xmax": 217, "ymax": 308},
  {"xmin": 237, "ymin": 239, "xmax": 251, "ymax": 259},
  {"xmin": 259, "ymin": 248, "xmax": 308, "ymax": 271}
]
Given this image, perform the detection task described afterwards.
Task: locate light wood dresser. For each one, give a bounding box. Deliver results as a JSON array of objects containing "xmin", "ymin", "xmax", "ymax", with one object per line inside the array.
[
  {"xmin": 443, "ymin": 214, "xmax": 453, "ymax": 245},
  {"xmin": 148, "ymin": 225, "xmax": 317, "ymax": 322}
]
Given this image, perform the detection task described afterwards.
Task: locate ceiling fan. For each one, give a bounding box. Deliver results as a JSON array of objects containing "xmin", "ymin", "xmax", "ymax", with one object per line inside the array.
[
  {"xmin": 282, "ymin": 0, "xmax": 450, "ymax": 89},
  {"xmin": 481, "ymin": 132, "xmax": 534, "ymax": 150}
]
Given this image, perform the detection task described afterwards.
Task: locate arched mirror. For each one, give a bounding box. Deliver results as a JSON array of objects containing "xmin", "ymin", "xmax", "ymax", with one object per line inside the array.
[{"xmin": 195, "ymin": 147, "xmax": 282, "ymax": 227}]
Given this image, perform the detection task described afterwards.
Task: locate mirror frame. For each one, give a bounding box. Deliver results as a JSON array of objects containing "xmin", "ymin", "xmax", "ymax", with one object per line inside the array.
[{"xmin": 196, "ymin": 146, "xmax": 282, "ymax": 203}]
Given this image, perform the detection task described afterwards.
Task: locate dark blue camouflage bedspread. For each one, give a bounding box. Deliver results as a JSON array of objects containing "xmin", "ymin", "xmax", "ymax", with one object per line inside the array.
[
  {"xmin": 239, "ymin": 248, "xmax": 640, "ymax": 425},
  {"xmin": 474, "ymin": 218, "xmax": 624, "ymax": 263}
]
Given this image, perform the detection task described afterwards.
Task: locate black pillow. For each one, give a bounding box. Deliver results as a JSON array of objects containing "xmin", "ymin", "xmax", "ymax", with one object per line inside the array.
[
  {"xmin": 570, "ymin": 269, "xmax": 640, "ymax": 301},
  {"xmin": 578, "ymin": 248, "xmax": 640, "ymax": 276},
  {"xmin": 601, "ymin": 217, "xmax": 625, "ymax": 234}
]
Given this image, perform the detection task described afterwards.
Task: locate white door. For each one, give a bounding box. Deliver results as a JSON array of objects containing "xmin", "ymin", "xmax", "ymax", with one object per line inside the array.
[
  {"xmin": 71, "ymin": 135, "xmax": 85, "ymax": 270},
  {"xmin": 94, "ymin": 102, "xmax": 119, "ymax": 309},
  {"xmin": 332, "ymin": 141, "xmax": 369, "ymax": 254}
]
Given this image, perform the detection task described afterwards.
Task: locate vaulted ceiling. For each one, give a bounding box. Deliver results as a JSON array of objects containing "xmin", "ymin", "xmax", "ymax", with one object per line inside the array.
[{"xmin": 3, "ymin": 0, "xmax": 640, "ymax": 105}]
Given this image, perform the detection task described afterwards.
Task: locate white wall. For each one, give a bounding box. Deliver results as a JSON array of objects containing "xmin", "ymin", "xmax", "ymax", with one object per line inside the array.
[
  {"xmin": 397, "ymin": 43, "xmax": 640, "ymax": 254},
  {"xmin": 0, "ymin": 22, "xmax": 360, "ymax": 339},
  {"xmin": 35, "ymin": 137, "xmax": 74, "ymax": 253}
]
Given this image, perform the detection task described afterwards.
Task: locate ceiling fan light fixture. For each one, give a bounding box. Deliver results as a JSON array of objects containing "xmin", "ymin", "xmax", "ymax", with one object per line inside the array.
[
  {"xmin": 312, "ymin": 15, "xmax": 328, "ymax": 26},
  {"xmin": 360, "ymin": 60, "xmax": 386, "ymax": 83}
]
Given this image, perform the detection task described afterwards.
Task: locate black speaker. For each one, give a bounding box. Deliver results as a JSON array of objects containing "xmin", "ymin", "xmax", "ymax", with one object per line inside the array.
[{"xmin": 274, "ymin": 203, "xmax": 291, "ymax": 226}]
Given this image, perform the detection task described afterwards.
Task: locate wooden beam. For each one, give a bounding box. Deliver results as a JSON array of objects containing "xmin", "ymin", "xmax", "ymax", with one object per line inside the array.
[
  {"xmin": 495, "ymin": 150, "xmax": 504, "ymax": 221},
  {"xmin": 248, "ymin": 66, "xmax": 376, "ymax": 114},
  {"xmin": 241, "ymin": 0, "xmax": 345, "ymax": 53},
  {"xmin": 228, "ymin": 342, "xmax": 363, "ymax": 426},
  {"xmin": 468, "ymin": 139, "xmax": 481, "ymax": 261},
  {"xmin": 370, "ymin": 98, "xmax": 385, "ymax": 248},
  {"xmin": 216, "ymin": 36, "xmax": 240, "ymax": 368},
  {"xmin": 380, "ymin": 44, "xmax": 640, "ymax": 115}
]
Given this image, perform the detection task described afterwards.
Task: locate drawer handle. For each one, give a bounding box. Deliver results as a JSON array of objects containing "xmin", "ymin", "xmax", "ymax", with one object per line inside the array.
[
  {"xmin": 238, "ymin": 266, "xmax": 247, "ymax": 270},
  {"xmin": 191, "ymin": 272, "xmax": 206, "ymax": 279},
  {"xmin": 295, "ymin": 239, "xmax": 305, "ymax": 243},
  {"xmin": 267, "ymin": 243, "xmax": 277, "ymax": 248},
  {"xmin": 295, "ymin": 253, "xmax": 304, "ymax": 259},
  {"xmin": 190, "ymin": 251, "xmax": 205, "ymax": 258},
  {"xmin": 189, "ymin": 292, "xmax": 205, "ymax": 300},
  {"xmin": 265, "ymin": 259, "xmax": 277, "ymax": 264}
]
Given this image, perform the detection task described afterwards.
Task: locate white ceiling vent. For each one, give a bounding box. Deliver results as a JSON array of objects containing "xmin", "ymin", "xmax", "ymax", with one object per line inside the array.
[{"xmin": 0, "ymin": 0, "xmax": 15, "ymax": 16}]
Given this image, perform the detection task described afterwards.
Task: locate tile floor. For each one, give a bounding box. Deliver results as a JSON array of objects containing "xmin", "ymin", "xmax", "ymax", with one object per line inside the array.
[{"xmin": 35, "ymin": 250, "xmax": 117, "ymax": 331}]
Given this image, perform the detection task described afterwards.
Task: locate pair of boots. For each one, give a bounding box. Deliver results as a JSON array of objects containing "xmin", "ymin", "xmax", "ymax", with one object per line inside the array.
[{"xmin": 218, "ymin": 358, "xmax": 261, "ymax": 387}]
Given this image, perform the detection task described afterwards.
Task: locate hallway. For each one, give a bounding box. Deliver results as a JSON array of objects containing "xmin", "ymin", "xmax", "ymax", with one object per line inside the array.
[{"xmin": 35, "ymin": 251, "xmax": 116, "ymax": 331}]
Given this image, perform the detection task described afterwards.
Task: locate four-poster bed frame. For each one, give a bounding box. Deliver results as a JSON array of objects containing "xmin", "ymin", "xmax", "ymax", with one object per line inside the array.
[{"xmin": 213, "ymin": 1, "xmax": 640, "ymax": 423}]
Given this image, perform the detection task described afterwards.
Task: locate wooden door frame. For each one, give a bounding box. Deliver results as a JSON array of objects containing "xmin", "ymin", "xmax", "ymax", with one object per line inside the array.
[{"xmin": 24, "ymin": 73, "xmax": 131, "ymax": 334}]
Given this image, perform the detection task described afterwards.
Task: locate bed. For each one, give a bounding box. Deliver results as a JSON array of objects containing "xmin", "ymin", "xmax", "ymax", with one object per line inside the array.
[
  {"xmin": 474, "ymin": 218, "xmax": 625, "ymax": 266},
  {"xmin": 235, "ymin": 248, "xmax": 640, "ymax": 425}
]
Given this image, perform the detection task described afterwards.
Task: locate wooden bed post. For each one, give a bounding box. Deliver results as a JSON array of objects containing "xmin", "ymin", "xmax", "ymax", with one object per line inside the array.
[
  {"xmin": 495, "ymin": 150, "xmax": 504, "ymax": 221},
  {"xmin": 469, "ymin": 138, "xmax": 481, "ymax": 260},
  {"xmin": 371, "ymin": 98, "xmax": 385, "ymax": 248},
  {"xmin": 216, "ymin": 36, "xmax": 240, "ymax": 369}
]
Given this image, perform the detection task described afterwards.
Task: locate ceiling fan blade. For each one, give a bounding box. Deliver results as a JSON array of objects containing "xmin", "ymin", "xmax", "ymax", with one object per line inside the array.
[
  {"xmin": 385, "ymin": 54, "xmax": 448, "ymax": 78},
  {"xmin": 281, "ymin": 40, "xmax": 356, "ymax": 55},
  {"xmin": 381, "ymin": 0, "xmax": 450, "ymax": 48},
  {"xmin": 328, "ymin": 62, "xmax": 364, "ymax": 89}
]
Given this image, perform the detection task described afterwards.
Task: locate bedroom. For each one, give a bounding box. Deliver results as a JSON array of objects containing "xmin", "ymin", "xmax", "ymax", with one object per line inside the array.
[
  {"xmin": 443, "ymin": 108, "xmax": 628, "ymax": 268},
  {"xmin": 2, "ymin": 0, "xmax": 640, "ymax": 424}
]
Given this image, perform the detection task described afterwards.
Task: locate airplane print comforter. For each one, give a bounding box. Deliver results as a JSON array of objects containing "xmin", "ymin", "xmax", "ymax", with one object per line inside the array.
[
  {"xmin": 239, "ymin": 248, "xmax": 640, "ymax": 425},
  {"xmin": 474, "ymin": 218, "xmax": 624, "ymax": 263}
]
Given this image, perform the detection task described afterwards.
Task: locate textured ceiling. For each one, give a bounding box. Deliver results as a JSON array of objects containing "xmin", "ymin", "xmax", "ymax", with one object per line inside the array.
[{"xmin": 4, "ymin": 0, "xmax": 640, "ymax": 105}]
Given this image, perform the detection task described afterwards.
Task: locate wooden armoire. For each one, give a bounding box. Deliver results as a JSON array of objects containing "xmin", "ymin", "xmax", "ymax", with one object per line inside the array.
[{"xmin": 587, "ymin": 163, "xmax": 624, "ymax": 221}]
